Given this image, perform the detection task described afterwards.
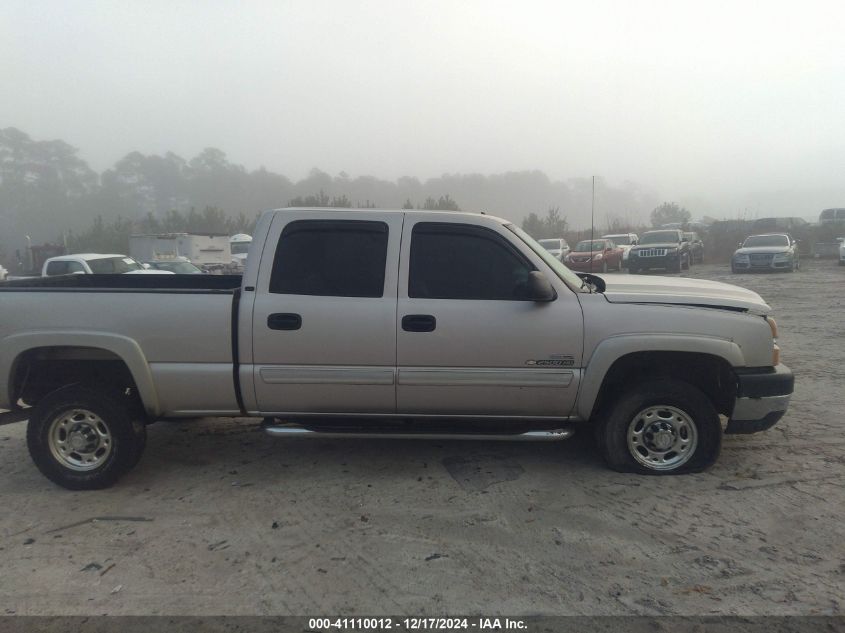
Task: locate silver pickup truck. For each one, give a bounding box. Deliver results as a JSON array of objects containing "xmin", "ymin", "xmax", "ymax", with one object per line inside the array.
[{"xmin": 0, "ymin": 208, "xmax": 794, "ymax": 489}]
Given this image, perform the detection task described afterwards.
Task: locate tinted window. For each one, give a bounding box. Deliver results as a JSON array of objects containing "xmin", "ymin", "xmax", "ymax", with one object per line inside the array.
[
  {"xmin": 45, "ymin": 261, "xmax": 68, "ymax": 276},
  {"xmin": 269, "ymin": 220, "xmax": 388, "ymax": 297},
  {"xmin": 641, "ymin": 231, "xmax": 681, "ymax": 244},
  {"xmin": 66, "ymin": 261, "xmax": 86, "ymax": 273},
  {"xmin": 409, "ymin": 223, "xmax": 534, "ymax": 300}
]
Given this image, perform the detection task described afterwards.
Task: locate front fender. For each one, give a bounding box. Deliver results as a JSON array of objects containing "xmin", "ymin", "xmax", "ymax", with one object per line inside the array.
[
  {"xmin": 576, "ymin": 333, "xmax": 744, "ymax": 420},
  {"xmin": 0, "ymin": 331, "xmax": 160, "ymax": 416}
]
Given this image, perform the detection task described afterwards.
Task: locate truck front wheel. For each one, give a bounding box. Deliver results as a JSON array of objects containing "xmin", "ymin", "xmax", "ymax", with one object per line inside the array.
[
  {"xmin": 26, "ymin": 386, "xmax": 146, "ymax": 489},
  {"xmin": 596, "ymin": 379, "xmax": 721, "ymax": 474}
]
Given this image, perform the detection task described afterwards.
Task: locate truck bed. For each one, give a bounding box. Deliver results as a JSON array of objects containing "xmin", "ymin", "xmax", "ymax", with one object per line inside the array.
[{"xmin": 0, "ymin": 274, "xmax": 243, "ymax": 416}]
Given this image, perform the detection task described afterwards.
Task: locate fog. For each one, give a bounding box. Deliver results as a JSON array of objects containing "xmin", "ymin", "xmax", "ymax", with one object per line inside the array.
[{"xmin": 2, "ymin": 0, "xmax": 844, "ymax": 241}]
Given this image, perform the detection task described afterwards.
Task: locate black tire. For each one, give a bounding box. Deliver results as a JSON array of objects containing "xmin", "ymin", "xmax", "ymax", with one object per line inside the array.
[
  {"xmin": 27, "ymin": 385, "xmax": 147, "ymax": 490},
  {"xmin": 596, "ymin": 379, "xmax": 722, "ymax": 475},
  {"xmin": 601, "ymin": 260, "xmax": 608, "ymax": 273},
  {"xmin": 681, "ymin": 253, "xmax": 690, "ymax": 271}
]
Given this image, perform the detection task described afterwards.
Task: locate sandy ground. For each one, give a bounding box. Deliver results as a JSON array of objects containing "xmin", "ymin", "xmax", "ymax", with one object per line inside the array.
[{"xmin": 0, "ymin": 260, "xmax": 843, "ymax": 616}]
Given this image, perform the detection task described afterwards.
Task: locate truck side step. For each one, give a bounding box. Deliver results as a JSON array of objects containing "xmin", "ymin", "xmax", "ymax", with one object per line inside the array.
[{"xmin": 263, "ymin": 423, "xmax": 575, "ymax": 442}]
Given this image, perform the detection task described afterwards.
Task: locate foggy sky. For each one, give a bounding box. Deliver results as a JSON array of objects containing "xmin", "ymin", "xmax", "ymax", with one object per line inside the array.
[{"xmin": 2, "ymin": 0, "xmax": 844, "ymax": 219}]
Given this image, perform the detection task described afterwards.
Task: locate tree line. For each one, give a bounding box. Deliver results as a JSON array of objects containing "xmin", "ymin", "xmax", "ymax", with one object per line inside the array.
[{"xmin": 1, "ymin": 126, "xmax": 665, "ymax": 263}]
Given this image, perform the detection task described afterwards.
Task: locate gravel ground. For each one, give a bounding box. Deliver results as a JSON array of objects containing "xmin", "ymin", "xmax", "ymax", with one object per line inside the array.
[{"xmin": 0, "ymin": 260, "xmax": 843, "ymax": 616}]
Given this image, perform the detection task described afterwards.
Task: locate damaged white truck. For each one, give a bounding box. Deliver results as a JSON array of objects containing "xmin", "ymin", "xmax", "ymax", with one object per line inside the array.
[{"xmin": 0, "ymin": 208, "xmax": 794, "ymax": 489}]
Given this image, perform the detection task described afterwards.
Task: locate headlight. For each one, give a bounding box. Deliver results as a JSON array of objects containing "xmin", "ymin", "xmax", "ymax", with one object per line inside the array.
[
  {"xmin": 772, "ymin": 252, "xmax": 792, "ymax": 260},
  {"xmin": 734, "ymin": 253, "xmax": 750, "ymax": 261},
  {"xmin": 594, "ymin": 253, "xmax": 603, "ymax": 259}
]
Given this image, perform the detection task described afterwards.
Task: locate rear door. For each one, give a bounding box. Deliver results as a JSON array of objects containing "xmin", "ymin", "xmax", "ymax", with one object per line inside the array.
[
  {"xmin": 396, "ymin": 216, "xmax": 584, "ymax": 418},
  {"xmin": 250, "ymin": 211, "xmax": 402, "ymax": 414}
]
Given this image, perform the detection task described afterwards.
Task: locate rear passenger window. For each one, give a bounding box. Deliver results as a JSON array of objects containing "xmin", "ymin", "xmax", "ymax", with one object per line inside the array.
[
  {"xmin": 269, "ymin": 220, "xmax": 389, "ymax": 297},
  {"xmin": 45, "ymin": 261, "xmax": 68, "ymax": 276},
  {"xmin": 409, "ymin": 223, "xmax": 535, "ymax": 300}
]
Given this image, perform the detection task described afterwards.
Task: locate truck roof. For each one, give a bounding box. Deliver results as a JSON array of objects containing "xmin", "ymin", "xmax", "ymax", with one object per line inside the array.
[
  {"xmin": 47, "ymin": 253, "xmax": 129, "ymax": 261},
  {"xmin": 271, "ymin": 207, "xmax": 507, "ymax": 223}
]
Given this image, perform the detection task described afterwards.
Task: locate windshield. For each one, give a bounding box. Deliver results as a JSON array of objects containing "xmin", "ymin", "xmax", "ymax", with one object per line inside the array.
[
  {"xmin": 603, "ymin": 235, "xmax": 630, "ymax": 245},
  {"xmin": 575, "ymin": 240, "xmax": 607, "ymax": 251},
  {"xmin": 743, "ymin": 235, "xmax": 789, "ymax": 248},
  {"xmin": 154, "ymin": 261, "xmax": 201, "ymax": 274},
  {"xmin": 231, "ymin": 242, "xmax": 251, "ymax": 255},
  {"xmin": 640, "ymin": 231, "xmax": 680, "ymax": 244},
  {"xmin": 505, "ymin": 225, "xmax": 585, "ymax": 290},
  {"xmin": 87, "ymin": 257, "xmax": 143, "ymax": 274},
  {"xmin": 538, "ymin": 239, "xmax": 562, "ymax": 250}
]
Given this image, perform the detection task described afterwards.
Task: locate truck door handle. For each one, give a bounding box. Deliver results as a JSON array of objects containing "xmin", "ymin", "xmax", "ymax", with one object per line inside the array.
[
  {"xmin": 402, "ymin": 314, "xmax": 436, "ymax": 332},
  {"xmin": 267, "ymin": 313, "xmax": 302, "ymax": 330}
]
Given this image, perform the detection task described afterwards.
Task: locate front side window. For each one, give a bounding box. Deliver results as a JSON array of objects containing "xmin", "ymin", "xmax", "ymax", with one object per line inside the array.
[
  {"xmin": 269, "ymin": 220, "xmax": 388, "ymax": 297},
  {"xmin": 45, "ymin": 261, "xmax": 68, "ymax": 276},
  {"xmin": 409, "ymin": 223, "xmax": 535, "ymax": 300}
]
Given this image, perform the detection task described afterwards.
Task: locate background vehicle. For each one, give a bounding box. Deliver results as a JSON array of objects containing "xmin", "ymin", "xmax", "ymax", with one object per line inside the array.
[
  {"xmin": 537, "ymin": 238, "xmax": 570, "ymax": 261},
  {"xmin": 601, "ymin": 233, "xmax": 638, "ymax": 267},
  {"xmin": 42, "ymin": 254, "xmax": 174, "ymax": 276},
  {"xmin": 819, "ymin": 208, "xmax": 845, "ymax": 224},
  {"xmin": 627, "ymin": 230, "xmax": 690, "ymax": 273},
  {"xmin": 839, "ymin": 237, "xmax": 845, "ymax": 265},
  {"xmin": 732, "ymin": 234, "xmax": 799, "ymax": 273},
  {"xmin": 0, "ymin": 264, "xmax": 7, "ymax": 281},
  {"xmin": 230, "ymin": 233, "xmax": 253, "ymax": 270},
  {"xmin": 130, "ymin": 233, "xmax": 233, "ymax": 271},
  {"xmin": 683, "ymin": 231, "xmax": 705, "ymax": 264},
  {"xmin": 0, "ymin": 208, "xmax": 792, "ymax": 488},
  {"xmin": 144, "ymin": 258, "xmax": 204, "ymax": 274},
  {"xmin": 564, "ymin": 239, "xmax": 623, "ymax": 272}
]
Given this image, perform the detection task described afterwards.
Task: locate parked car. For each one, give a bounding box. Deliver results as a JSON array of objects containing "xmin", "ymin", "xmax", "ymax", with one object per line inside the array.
[
  {"xmin": 627, "ymin": 230, "xmax": 691, "ymax": 273},
  {"xmin": 732, "ymin": 234, "xmax": 799, "ymax": 273},
  {"xmin": 0, "ymin": 207, "xmax": 793, "ymax": 488},
  {"xmin": 0, "ymin": 263, "xmax": 7, "ymax": 281},
  {"xmin": 837, "ymin": 237, "xmax": 845, "ymax": 266},
  {"xmin": 683, "ymin": 231, "xmax": 705, "ymax": 264},
  {"xmin": 819, "ymin": 208, "xmax": 845, "ymax": 224},
  {"xmin": 564, "ymin": 239, "xmax": 623, "ymax": 273},
  {"xmin": 144, "ymin": 258, "xmax": 204, "ymax": 274},
  {"xmin": 601, "ymin": 233, "xmax": 639, "ymax": 267},
  {"xmin": 42, "ymin": 254, "xmax": 175, "ymax": 276},
  {"xmin": 537, "ymin": 238, "xmax": 570, "ymax": 262}
]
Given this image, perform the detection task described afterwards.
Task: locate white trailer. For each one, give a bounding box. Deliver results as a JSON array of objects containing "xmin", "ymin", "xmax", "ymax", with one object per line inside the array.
[{"xmin": 130, "ymin": 233, "xmax": 232, "ymax": 268}]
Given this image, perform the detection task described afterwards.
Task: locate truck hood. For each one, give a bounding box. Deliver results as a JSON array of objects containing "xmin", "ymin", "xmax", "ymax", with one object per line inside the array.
[{"xmin": 601, "ymin": 275, "xmax": 770, "ymax": 314}]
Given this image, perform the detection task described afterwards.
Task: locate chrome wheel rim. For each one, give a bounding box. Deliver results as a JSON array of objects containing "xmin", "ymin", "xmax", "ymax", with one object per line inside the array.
[
  {"xmin": 48, "ymin": 409, "xmax": 113, "ymax": 471},
  {"xmin": 627, "ymin": 405, "xmax": 698, "ymax": 471}
]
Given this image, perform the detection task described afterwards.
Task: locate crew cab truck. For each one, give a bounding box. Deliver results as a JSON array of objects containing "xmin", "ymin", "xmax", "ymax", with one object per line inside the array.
[{"xmin": 0, "ymin": 208, "xmax": 794, "ymax": 489}]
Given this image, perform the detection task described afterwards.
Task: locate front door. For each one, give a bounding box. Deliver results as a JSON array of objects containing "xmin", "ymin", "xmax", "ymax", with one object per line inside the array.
[
  {"xmin": 396, "ymin": 217, "xmax": 584, "ymax": 418},
  {"xmin": 251, "ymin": 211, "xmax": 403, "ymax": 414}
]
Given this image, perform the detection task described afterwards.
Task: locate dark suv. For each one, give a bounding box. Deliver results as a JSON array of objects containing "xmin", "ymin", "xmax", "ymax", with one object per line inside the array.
[{"xmin": 628, "ymin": 230, "xmax": 691, "ymax": 274}]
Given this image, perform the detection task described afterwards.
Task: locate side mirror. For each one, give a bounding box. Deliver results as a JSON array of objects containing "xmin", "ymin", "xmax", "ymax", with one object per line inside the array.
[
  {"xmin": 682, "ymin": 237, "xmax": 689, "ymax": 242},
  {"xmin": 526, "ymin": 271, "xmax": 556, "ymax": 302}
]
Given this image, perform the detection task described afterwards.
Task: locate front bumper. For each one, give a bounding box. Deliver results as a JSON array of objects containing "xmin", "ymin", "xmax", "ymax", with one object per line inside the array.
[
  {"xmin": 726, "ymin": 364, "xmax": 794, "ymax": 434},
  {"xmin": 732, "ymin": 255, "xmax": 794, "ymax": 271}
]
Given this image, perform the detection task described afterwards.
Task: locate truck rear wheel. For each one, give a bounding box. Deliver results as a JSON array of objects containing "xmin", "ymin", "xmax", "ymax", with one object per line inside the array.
[
  {"xmin": 27, "ymin": 386, "xmax": 146, "ymax": 489},
  {"xmin": 596, "ymin": 379, "xmax": 721, "ymax": 474}
]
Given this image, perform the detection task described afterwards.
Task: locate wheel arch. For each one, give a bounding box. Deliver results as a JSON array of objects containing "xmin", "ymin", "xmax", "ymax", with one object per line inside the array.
[
  {"xmin": 578, "ymin": 335, "xmax": 743, "ymax": 421},
  {"xmin": 2, "ymin": 332, "xmax": 160, "ymax": 417}
]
